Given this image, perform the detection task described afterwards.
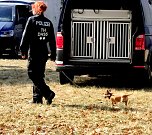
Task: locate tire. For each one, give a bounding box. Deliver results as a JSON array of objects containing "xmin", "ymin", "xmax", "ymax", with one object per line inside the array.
[
  {"xmin": 143, "ymin": 65, "xmax": 152, "ymax": 84},
  {"xmin": 10, "ymin": 44, "xmax": 19, "ymax": 59},
  {"xmin": 0, "ymin": 49, "xmax": 3, "ymax": 58},
  {"xmin": 144, "ymin": 53, "xmax": 152, "ymax": 83},
  {"xmin": 59, "ymin": 71, "xmax": 74, "ymax": 85}
]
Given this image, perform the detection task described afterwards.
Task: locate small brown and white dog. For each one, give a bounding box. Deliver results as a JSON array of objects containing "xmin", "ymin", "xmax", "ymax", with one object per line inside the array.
[{"xmin": 104, "ymin": 89, "xmax": 133, "ymax": 107}]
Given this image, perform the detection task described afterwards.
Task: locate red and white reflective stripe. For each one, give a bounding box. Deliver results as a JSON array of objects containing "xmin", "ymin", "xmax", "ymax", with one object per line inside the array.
[{"xmin": 56, "ymin": 32, "xmax": 64, "ymax": 49}]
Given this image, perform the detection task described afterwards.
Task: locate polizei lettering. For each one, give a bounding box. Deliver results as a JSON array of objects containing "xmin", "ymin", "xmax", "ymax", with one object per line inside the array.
[{"xmin": 36, "ymin": 21, "xmax": 50, "ymax": 27}]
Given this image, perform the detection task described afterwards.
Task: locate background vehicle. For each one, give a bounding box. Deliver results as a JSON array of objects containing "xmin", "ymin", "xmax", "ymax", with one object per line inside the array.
[
  {"xmin": 0, "ymin": 0, "xmax": 34, "ymax": 57},
  {"xmin": 41, "ymin": 0, "xmax": 62, "ymax": 34},
  {"xmin": 56, "ymin": 0, "xmax": 152, "ymax": 84}
]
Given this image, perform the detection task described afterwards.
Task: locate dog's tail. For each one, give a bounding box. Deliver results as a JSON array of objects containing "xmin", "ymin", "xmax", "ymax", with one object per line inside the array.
[{"xmin": 124, "ymin": 91, "xmax": 134, "ymax": 96}]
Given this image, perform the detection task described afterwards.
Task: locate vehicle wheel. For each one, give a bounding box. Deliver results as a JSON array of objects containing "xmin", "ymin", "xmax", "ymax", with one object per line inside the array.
[
  {"xmin": 144, "ymin": 53, "xmax": 152, "ymax": 83},
  {"xmin": 0, "ymin": 49, "xmax": 3, "ymax": 58},
  {"xmin": 142, "ymin": 65, "xmax": 152, "ymax": 85},
  {"xmin": 147, "ymin": 65, "xmax": 151, "ymax": 80},
  {"xmin": 10, "ymin": 45, "xmax": 19, "ymax": 59},
  {"xmin": 59, "ymin": 71, "xmax": 74, "ymax": 85}
]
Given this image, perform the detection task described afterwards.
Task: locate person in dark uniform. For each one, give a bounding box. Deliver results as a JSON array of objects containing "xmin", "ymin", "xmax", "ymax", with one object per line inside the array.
[{"xmin": 20, "ymin": 1, "xmax": 56, "ymax": 105}]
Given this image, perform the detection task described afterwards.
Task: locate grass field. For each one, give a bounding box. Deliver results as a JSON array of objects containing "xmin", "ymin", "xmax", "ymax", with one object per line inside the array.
[{"xmin": 0, "ymin": 59, "xmax": 152, "ymax": 135}]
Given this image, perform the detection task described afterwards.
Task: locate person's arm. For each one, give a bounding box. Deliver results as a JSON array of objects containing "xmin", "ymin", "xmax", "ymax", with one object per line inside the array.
[{"xmin": 19, "ymin": 17, "xmax": 32, "ymax": 59}]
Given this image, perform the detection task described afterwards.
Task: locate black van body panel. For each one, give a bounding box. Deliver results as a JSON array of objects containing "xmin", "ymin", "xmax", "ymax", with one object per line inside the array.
[{"xmin": 56, "ymin": 0, "xmax": 152, "ymax": 84}]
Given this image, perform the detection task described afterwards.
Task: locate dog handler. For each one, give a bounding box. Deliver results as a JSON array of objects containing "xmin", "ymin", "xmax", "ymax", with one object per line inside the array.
[{"xmin": 20, "ymin": 1, "xmax": 56, "ymax": 104}]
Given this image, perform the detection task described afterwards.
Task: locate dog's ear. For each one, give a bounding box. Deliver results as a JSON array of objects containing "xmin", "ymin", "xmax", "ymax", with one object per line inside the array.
[
  {"xmin": 105, "ymin": 89, "xmax": 113, "ymax": 99},
  {"xmin": 107, "ymin": 89, "xmax": 112, "ymax": 94}
]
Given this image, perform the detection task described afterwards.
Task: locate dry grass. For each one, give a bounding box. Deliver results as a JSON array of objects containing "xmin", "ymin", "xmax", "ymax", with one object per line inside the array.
[{"xmin": 0, "ymin": 59, "xmax": 152, "ymax": 135}]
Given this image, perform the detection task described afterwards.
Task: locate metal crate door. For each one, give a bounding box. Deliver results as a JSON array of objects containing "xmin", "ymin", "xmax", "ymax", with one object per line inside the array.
[
  {"xmin": 71, "ymin": 21, "xmax": 94, "ymax": 58},
  {"xmin": 107, "ymin": 22, "xmax": 131, "ymax": 59}
]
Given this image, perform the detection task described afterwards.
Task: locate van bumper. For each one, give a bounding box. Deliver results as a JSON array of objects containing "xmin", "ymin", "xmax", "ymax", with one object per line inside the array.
[{"xmin": 56, "ymin": 63, "xmax": 144, "ymax": 75}]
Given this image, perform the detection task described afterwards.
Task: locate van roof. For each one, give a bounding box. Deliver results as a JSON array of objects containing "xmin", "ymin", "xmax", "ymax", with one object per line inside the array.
[
  {"xmin": 0, "ymin": 0, "xmax": 34, "ymax": 5},
  {"xmin": 0, "ymin": 2, "xmax": 30, "ymax": 6}
]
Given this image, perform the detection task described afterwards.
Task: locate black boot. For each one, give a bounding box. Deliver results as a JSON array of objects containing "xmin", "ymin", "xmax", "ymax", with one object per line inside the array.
[
  {"xmin": 32, "ymin": 86, "xmax": 43, "ymax": 104},
  {"xmin": 46, "ymin": 91, "xmax": 55, "ymax": 105},
  {"xmin": 43, "ymin": 85, "xmax": 55, "ymax": 105}
]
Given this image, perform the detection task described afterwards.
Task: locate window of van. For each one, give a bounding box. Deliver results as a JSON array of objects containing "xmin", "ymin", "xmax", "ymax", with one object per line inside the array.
[{"xmin": 0, "ymin": 6, "xmax": 13, "ymax": 22}]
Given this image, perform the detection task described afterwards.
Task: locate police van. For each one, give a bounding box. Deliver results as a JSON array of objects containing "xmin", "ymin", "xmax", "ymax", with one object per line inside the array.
[
  {"xmin": 56, "ymin": 0, "xmax": 152, "ymax": 84},
  {"xmin": 0, "ymin": 0, "xmax": 34, "ymax": 57}
]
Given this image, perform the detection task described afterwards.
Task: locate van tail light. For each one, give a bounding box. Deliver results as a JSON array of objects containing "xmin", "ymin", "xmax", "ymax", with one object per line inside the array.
[
  {"xmin": 135, "ymin": 34, "xmax": 145, "ymax": 50},
  {"xmin": 56, "ymin": 32, "xmax": 64, "ymax": 49}
]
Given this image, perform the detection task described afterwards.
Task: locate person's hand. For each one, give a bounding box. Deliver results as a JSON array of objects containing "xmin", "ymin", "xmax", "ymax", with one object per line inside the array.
[{"xmin": 21, "ymin": 55, "xmax": 27, "ymax": 59}]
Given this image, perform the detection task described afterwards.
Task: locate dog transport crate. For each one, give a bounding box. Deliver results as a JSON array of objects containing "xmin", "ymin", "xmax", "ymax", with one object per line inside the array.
[{"xmin": 71, "ymin": 9, "xmax": 132, "ymax": 63}]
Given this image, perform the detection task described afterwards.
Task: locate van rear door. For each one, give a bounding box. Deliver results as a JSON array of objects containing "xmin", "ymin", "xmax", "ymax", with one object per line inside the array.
[{"xmin": 70, "ymin": 9, "xmax": 132, "ymax": 63}]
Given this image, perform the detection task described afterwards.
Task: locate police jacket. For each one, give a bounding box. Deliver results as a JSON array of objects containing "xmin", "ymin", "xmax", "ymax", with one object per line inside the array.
[{"xmin": 20, "ymin": 14, "xmax": 56, "ymax": 61}]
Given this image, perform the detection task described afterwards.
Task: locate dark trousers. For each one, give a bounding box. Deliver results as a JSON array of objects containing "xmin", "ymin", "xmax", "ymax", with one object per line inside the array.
[{"xmin": 27, "ymin": 58, "xmax": 54, "ymax": 102}]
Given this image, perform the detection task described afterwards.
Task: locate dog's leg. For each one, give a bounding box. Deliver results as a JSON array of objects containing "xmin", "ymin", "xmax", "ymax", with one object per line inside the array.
[
  {"xmin": 111, "ymin": 98, "xmax": 116, "ymax": 107},
  {"xmin": 124, "ymin": 101, "xmax": 128, "ymax": 106},
  {"xmin": 122, "ymin": 96, "xmax": 128, "ymax": 106}
]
